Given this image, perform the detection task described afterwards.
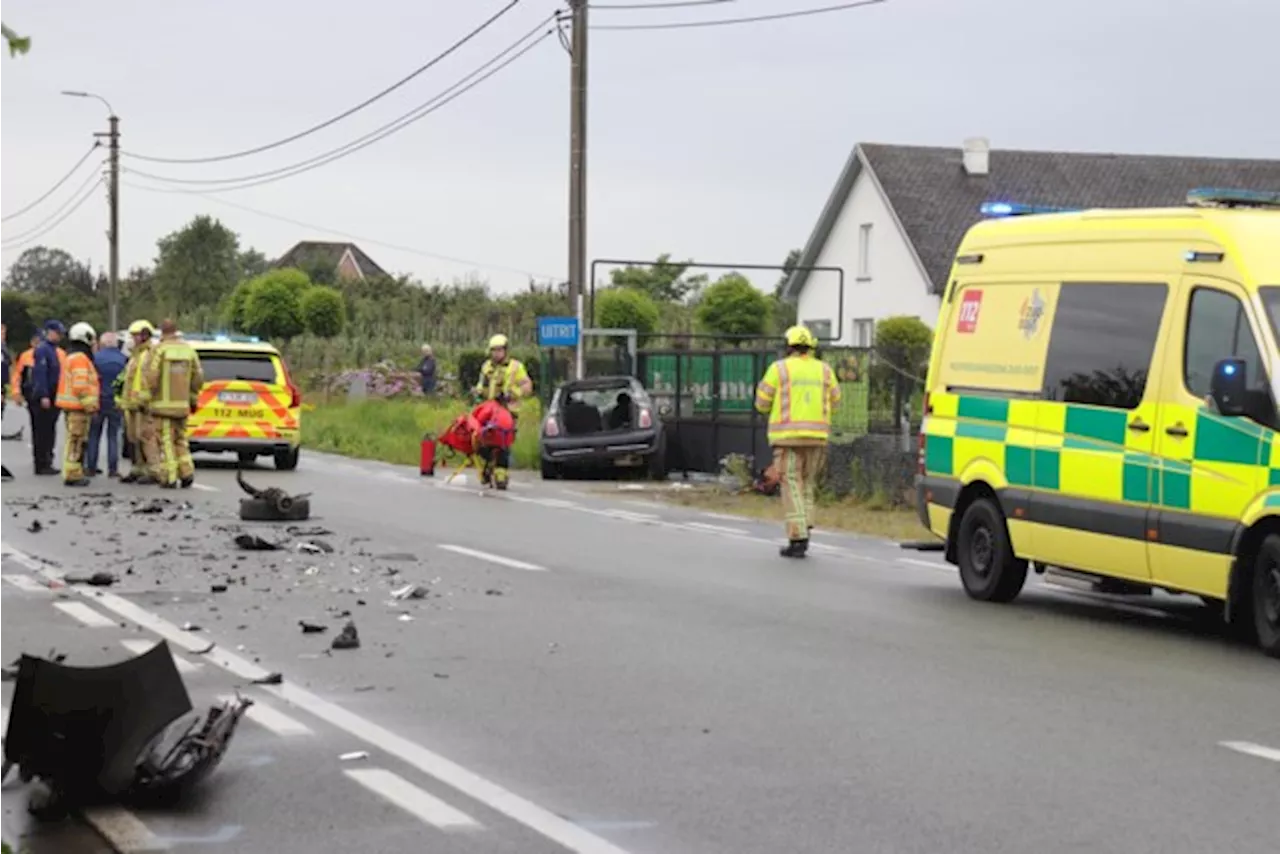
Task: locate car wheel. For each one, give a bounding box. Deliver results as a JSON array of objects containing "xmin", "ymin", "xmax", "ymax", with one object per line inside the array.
[
  {"xmin": 955, "ymin": 497, "xmax": 1027, "ymax": 603},
  {"xmin": 237, "ymin": 451, "xmax": 257, "ymax": 465},
  {"xmin": 1252, "ymin": 535, "xmax": 1280, "ymax": 658},
  {"xmin": 647, "ymin": 449, "xmax": 667, "ymax": 481},
  {"xmin": 541, "ymin": 460, "xmax": 561, "ymax": 480},
  {"xmin": 274, "ymin": 447, "xmax": 300, "ymax": 471}
]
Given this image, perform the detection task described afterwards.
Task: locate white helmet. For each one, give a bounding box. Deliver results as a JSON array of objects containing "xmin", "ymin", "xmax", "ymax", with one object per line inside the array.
[{"xmin": 68, "ymin": 322, "xmax": 97, "ymax": 345}]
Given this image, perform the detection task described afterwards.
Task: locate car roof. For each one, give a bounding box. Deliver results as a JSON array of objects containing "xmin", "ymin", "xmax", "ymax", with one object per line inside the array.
[
  {"xmin": 558, "ymin": 375, "xmax": 640, "ymax": 392},
  {"xmin": 188, "ymin": 340, "xmax": 282, "ymax": 355}
]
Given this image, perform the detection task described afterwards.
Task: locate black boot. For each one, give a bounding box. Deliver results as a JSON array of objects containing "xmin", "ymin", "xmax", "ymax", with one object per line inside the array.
[
  {"xmin": 180, "ymin": 476, "xmax": 194, "ymax": 489},
  {"xmin": 779, "ymin": 539, "xmax": 809, "ymax": 558}
]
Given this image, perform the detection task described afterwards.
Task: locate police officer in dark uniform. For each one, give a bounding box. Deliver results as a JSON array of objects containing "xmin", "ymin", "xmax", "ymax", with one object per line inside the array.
[{"xmin": 28, "ymin": 319, "xmax": 66, "ymax": 475}]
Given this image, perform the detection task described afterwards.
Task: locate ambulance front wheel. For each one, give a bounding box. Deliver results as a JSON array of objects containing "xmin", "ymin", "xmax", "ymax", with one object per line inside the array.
[
  {"xmin": 956, "ymin": 497, "xmax": 1027, "ymax": 603},
  {"xmin": 1251, "ymin": 535, "xmax": 1280, "ymax": 658}
]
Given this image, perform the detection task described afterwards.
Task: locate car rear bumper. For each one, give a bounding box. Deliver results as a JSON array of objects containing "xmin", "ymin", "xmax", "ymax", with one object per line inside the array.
[
  {"xmin": 541, "ymin": 429, "xmax": 662, "ymax": 465},
  {"xmin": 190, "ymin": 437, "xmax": 297, "ymax": 455}
]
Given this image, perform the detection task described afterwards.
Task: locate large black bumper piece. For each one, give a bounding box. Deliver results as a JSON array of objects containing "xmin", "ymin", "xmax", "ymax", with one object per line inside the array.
[{"xmin": 915, "ymin": 475, "xmax": 960, "ymax": 528}]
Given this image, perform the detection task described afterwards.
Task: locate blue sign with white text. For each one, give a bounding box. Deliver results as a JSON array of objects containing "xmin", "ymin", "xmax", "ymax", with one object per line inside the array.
[{"xmin": 537, "ymin": 316, "xmax": 580, "ymax": 348}]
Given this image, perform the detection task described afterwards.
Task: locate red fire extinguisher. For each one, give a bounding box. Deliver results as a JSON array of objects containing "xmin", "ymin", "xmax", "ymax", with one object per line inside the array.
[{"xmin": 420, "ymin": 432, "xmax": 437, "ymax": 477}]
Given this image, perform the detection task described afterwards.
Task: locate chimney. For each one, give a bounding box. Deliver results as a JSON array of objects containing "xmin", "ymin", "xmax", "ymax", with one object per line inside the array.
[{"xmin": 963, "ymin": 137, "xmax": 990, "ymax": 176}]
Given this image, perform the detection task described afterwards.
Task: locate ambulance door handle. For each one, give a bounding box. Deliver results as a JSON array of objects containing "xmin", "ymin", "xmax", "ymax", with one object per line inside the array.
[
  {"xmin": 1127, "ymin": 418, "xmax": 1150, "ymax": 433},
  {"xmin": 1165, "ymin": 423, "xmax": 1189, "ymax": 438}
]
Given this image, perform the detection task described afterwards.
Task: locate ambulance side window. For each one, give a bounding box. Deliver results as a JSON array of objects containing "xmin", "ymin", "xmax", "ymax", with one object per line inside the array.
[
  {"xmin": 1041, "ymin": 283, "xmax": 1168, "ymax": 410},
  {"xmin": 1184, "ymin": 286, "xmax": 1277, "ymax": 429}
]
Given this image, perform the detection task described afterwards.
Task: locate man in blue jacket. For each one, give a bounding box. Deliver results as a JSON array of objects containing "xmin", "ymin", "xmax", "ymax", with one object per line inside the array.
[
  {"xmin": 29, "ymin": 319, "xmax": 65, "ymax": 475},
  {"xmin": 86, "ymin": 331, "xmax": 128, "ymax": 477}
]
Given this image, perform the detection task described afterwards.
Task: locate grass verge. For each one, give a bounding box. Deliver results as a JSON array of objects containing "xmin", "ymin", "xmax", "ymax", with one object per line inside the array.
[
  {"xmin": 303, "ymin": 398, "xmax": 543, "ymax": 469},
  {"xmin": 635, "ymin": 487, "xmax": 931, "ymax": 542}
]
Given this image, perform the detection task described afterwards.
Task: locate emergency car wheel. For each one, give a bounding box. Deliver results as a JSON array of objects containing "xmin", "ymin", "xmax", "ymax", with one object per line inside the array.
[
  {"xmin": 1252, "ymin": 535, "xmax": 1280, "ymax": 658},
  {"xmin": 956, "ymin": 497, "xmax": 1027, "ymax": 603},
  {"xmin": 274, "ymin": 447, "xmax": 300, "ymax": 471}
]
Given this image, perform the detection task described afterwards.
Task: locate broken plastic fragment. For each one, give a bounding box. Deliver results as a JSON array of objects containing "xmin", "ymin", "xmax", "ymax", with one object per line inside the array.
[
  {"xmin": 330, "ymin": 621, "xmax": 360, "ymax": 650},
  {"xmin": 339, "ymin": 751, "xmax": 368, "ymax": 761}
]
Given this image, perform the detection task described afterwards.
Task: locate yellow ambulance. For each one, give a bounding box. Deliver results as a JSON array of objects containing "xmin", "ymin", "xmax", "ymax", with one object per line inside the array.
[
  {"xmin": 915, "ymin": 188, "xmax": 1280, "ymax": 658},
  {"xmin": 184, "ymin": 334, "xmax": 303, "ymax": 470}
]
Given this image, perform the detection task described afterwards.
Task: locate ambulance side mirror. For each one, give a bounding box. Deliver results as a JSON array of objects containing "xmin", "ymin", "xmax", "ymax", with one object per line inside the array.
[{"xmin": 1210, "ymin": 358, "xmax": 1248, "ymax": 416}]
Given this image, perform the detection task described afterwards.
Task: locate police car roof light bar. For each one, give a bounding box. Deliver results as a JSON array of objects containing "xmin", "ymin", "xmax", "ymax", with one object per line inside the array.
[
  {"xmin": 1186, "ymin": 187, "xmax": 1280, "ymax": 209},
  {"xmin": 979, "ymin": 201, "xmax": 1081, "ymax": 218}
]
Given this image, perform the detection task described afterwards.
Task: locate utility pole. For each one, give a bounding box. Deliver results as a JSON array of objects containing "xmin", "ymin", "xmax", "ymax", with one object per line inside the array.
[
  {"xmin": 567, "ymin": 0, "xmax": 588, "ymax": 380},
  {"xmin": 64, "ymin": 90, "xmax": 120, "ymax": 332}
]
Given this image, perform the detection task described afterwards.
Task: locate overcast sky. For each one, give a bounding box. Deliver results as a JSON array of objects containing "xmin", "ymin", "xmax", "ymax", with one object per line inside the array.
[{"xmin": 2, "ymin": 0, "xmax": 1276, "ymax": 293}]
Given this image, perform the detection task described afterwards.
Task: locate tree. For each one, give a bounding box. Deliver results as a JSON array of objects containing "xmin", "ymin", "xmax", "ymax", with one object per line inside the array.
[
  {"xmin": 153, "ymin": 216, "xmax": 242, "ymax": 316},
  {"xmin": 2, "ymin": 246, "xmax": 93, "ymax": 295},
  {"xmin": 774, "ymin": 248, "xmax": 802, "ymax": 297},
  {"xmin": 695, "ymin": 273, "xmax": 770, "ymax": 337},
  {"xmin": 595, "ymin": 287, "xmax": 660, "ymax": 340},
  {"xmin": 239, "ymin": 249, "xmax": 270, "ymax": 280},
  {"xmin": 1, "ymin": 293, "xmax": 35, "ymax": 345},
  {"xmin": 609, "ymin": 254, "xmax": 705, "ymax": 304},
  {"xmin": 241, "ymin": 270, "xmax": 308, "ymax": 340},
  {"xmin": 300, "ymin": 286, "xmax": 347, "ymax": 338},
  {"xmin": 2, "ymin": 23, "xmax": 30, "ymax": 57},
  {"xmin": 874, "ymin": 315, "xmax": 933, "ymax": 377}
]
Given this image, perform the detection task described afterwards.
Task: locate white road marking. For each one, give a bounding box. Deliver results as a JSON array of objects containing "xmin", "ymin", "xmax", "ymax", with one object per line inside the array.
[
  {"xmin": 700, "ymin": 511, "xmax": 750, "ymax": 522},
  {"xmin": 685, "ymin": 521, "xmax": 749, "ymax": 535},
  {"xmin": 54, "ymin": 601, "xmax": 118, "ymax": 628},
  {"xmin": 1219, "ymin": 741, "xmax": 1280, "ymax": 764},
  {"xmin": 81, "ymin": 806, "xmax": 170, "ymax": 852},
  {"xmin": 119, "ymin": 639, "xmax": 200, "ymax": 674},
  {"xmin": 344, "ymin": 768, "xmax": 481, "ymax": 831},
  {"xmin": 530, "ymin": 497, "xmax": 580, "ymax": 509},
  {"xmin": 189, "ymin": 482, "xmax": 217, "ymax": 492},
  {"xmin": 2, "ymin": 572, "xmax": 49, "ymax": 593},
  {"xmin": 897, "ymin": 557, "xmax": 951, "ymax": 572},
  {"xmin": 438, "ymin": 544, "xmax": 546, "ymax": 572},
  {"xmin": 600, "ymin": 509, "xmax": 659, "ymax": 523},
  {"xmin": 219, "ymin": 695, "xmax": 313, "ymax": 736},
  {"xmin": 5, "ymin": 542, "xmax": 635, "ymax": 854}
]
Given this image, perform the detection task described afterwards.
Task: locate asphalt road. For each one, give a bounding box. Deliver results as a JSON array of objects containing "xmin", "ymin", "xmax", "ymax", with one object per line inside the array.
[{"xmin": 2, "ymin": 417, "xmax": 1278, "ymax": 854}]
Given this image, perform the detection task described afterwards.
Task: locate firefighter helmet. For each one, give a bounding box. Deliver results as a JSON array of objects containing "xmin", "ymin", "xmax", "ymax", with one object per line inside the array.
[
  {"xmin": 68, "ymin": 322, "xmax": 97, "ymax": 345},
  {"xmin": 488, "ymin": 334, "xmax": 509, "ymax": 350},
  {"xmin": 784, "ymin": 325, "xmax": 817, "ymax": 349},
  {"xmin": 128, "ymin": 319, "xmax": 156, "ymax": 337}
]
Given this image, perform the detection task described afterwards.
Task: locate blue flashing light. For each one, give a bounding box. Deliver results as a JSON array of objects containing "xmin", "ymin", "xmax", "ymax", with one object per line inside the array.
[
  {"xmin": 1187, "ymin": 187, "xmax": 1280, "ymax": 209},
  {"xmin": 979, "ymin": 200, "xmax": 1080, "ymax": 218},
  {"xmin": 1223, "ymin": 363, "xmax": 1237, "ymax": 376}
]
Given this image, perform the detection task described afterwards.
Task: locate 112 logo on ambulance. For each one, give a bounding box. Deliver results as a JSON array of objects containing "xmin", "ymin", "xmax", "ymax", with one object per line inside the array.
[{"xmin": 956, "ymin": 289, "xmax": 983, "ymax": 334}]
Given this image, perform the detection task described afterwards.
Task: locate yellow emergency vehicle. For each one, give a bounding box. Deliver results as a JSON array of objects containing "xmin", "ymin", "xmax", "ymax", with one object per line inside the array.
[
  {"xmin": 915, "ymin": 188, "xmax": 1280, "ymax": 658},
  {"xmin": 184, "ymin": 334, "xmax": 302, "ymax": 470}
]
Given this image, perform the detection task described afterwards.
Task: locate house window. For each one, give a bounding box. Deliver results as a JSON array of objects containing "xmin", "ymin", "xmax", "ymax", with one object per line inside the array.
[
  {"xmin": 852, "ymin": 318, "xmax": 875, "ymax": 348},
  {"xmin": 857, "ymin": 223, "xmax": 872, "ymax": 280},
  {"xmin": 803, "ymin": 319, "xmax": 832, "ymax": 341}
]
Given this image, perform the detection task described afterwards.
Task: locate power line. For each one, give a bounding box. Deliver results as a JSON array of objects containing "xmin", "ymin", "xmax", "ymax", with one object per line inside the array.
[
  {"xmin": 592, "ymin": 0, "xmax": 886, "ymax": 29},
  {"xmin": 2, "ymin": 176, "xmax": 105, "ymax": 251},
  {"xmin": 122, "ymin": 178, "xmax": 563, "ymax": 281},
  {"xmin": 123, "ymin": 23, "xmax": 556, "ymax": 193},
  {"xmin": 1, "ymin": 144, "xmax": 101, "ymax": 222},
  {"xmin": 590, "ymin": 0, "xmax": 737, "ymax": 8},
  {"xmin": 122, "ymin": 0, "xmax": 525, "ymax": 165}
]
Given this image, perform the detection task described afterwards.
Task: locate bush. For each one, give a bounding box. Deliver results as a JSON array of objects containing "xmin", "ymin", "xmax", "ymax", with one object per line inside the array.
[
  {"xmin": 696, "ymin": 273, "xmax": 770, "ymax": 336},
  {"xmin": 456, "ymin": 349, "xmax": 488, "ymax": 392},
  {"xmin": 300, "ymin": 286, "xmax": 346, "ymax": 338},
  {"xmin": 596, "ymin": 287, "xmax": 659, "ymax": 339}
]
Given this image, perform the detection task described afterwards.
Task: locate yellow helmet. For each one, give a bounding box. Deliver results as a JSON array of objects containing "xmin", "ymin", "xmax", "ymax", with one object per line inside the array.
[
  {"xmin": 128, "ymin": 319, "xmax": 155, "ymax": 336},
  {"xmin": 785, "ymin": 325, "xmax": 817, "ymax": 349},
  {"xmin": 488, "ymin": 334, "xmax": 509, "ymax": 350}
]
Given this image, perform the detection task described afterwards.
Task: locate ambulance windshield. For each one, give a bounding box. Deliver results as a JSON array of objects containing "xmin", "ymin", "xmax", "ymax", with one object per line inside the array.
[{"xmin": 1261, "ymin": 287, "xmax": 1280, "ymax": 349}]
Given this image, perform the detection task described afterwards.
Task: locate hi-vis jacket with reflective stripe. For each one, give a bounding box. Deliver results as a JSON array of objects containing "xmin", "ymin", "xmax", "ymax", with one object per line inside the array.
[
  {"xmin": 144, "ymin": 338, "xmax": 204, "ymax": 418},
  {"xmin": 754, "ymin": 354, "xmax": 841, "ymax": 444},
  {"xmin": 55, "ymin": 350, "xmax": 99, "ymax": 412},
  {"xmin": 474, "ymin": 358, "xmax": 533, "ymax": 411},
  {"xmin": 121, "ymin": 341, "xmax": 154, "ymax": 411}
]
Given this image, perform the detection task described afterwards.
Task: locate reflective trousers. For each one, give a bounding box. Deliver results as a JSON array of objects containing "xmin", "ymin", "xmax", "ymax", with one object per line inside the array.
[
  {"xmin": 156, "ymin": 416, "xmax": 194, "ymax": 485},
  {"xmin": 128, "ymin": 412, "xmax": 162, "ymax": 479},
  {"xmin": 772, "ymin": 444, "xmax": 827, "ymax": 541},
  {"xmin": 61, "ymin": 411, "xmax": 91, "ymax": 482}
]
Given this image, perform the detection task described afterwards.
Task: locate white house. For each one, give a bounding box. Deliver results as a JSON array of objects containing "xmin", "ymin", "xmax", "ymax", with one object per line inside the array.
[{"xmin": 782, "ymin": 138, "xmax": 1280, "ymax": 347}]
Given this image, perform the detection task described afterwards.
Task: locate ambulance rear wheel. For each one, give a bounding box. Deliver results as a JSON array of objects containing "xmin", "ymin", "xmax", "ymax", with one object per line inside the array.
[
  {"xmin": 1252, "ymin": 535, "xmax": 1280, "ymax": 658},
  {"xmin": 274, "ymin": 447, "xmax": 300, "ymax": 471},
  {"xmin": 956, "ymin": 497, "xmax": 1027, "ymax": 603}
]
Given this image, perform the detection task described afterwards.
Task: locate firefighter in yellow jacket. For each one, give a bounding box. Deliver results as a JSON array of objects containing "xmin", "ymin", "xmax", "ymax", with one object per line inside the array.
[
  {"xmin": 753, "ymin": 325, "xmax": 841, "ymax": 558},
  {"xmin": 471, "ymin": 334, "xmax": 533, "ymax": 489},
  {"xmin": 120, "ymin": 319, "xmax": 161, "ymax": 484},
  {"xmin": 142, "ymin": 319, "xmax": 204, "ymax": 489},
  {"xmin": 55, "ymin": 322, "xmax": 101, "ymax": 487}
]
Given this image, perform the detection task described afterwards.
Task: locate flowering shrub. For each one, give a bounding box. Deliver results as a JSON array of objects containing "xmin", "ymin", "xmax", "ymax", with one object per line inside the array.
[{"xmin": 324, "ymin": 362, "xmax": 425, "ymax": 400}]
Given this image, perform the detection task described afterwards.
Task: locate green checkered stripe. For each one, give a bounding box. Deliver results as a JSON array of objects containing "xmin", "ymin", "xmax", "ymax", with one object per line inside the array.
[{"xmin": 925, "ymin": 395, "xmax": 1279, "ymax": 511}]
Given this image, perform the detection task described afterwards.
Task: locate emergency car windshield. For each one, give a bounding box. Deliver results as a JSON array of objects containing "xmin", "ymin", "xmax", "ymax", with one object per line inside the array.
[
  {"xmin": 1261, "ymin": 287, "xmax": 1280, "ymax": 347},
  {"xmin": 199, "ymin": 353, "xmax": 279, "ymax": 384}
]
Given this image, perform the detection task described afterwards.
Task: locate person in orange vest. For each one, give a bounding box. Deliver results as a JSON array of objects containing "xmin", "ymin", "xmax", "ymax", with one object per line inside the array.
[
  {"xmin": 55, "ymin": 322, "xmax": 101, "ymax": 486},
  {"xmin": 753, "ymin": 325, "xmax": 841, "ymax": 558}
]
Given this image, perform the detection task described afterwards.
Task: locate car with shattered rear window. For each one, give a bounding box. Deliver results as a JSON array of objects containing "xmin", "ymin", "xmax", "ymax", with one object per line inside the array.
[
  {"xmin": 539, "ymin": 375, "xmax": 666, "ymax": 480},
  {"xmin": 183, "ymin": 334, "xmax": 302, "ymax": 470}
]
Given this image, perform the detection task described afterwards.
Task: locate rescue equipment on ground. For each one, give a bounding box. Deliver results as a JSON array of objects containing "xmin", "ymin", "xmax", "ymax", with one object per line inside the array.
[
  {"xmin": 420, "ymin": 430, "xmax": 437, "ymax": 476},
  {"xmin": 433, "ymin": 398, "xmax": 516, "ymax": 488},
  {"xmin": 236, "ymin": 467, "xmax": 312, "ymax": 521}
]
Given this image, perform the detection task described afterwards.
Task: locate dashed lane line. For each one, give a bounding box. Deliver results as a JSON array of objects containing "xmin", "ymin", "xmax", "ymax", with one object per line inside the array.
[
  {"xmin": 344, "ymin": 768, "xmax": 482, "ymax": 831},
  {"xmin": 54, "ymin": 600, "xmax": 118, "ymax": 628},
  {"xmin": 437, "ymin": 544, "xmax": 547, "ymax": 572},
  {"xmin": 189, "ymin": 482, "xmax": 218, "ymax": 492},
  {"xmin": 2, "ymin": 543, "xmax": 636, "ymax": 854},
  {"xmin": 685, "ymin": 521, "xmax": 749, "ymax": 536},
  {"xmin": 218, "ymin": 695, "xmax": 314, "ymax": 737},
  {"xmin": 119, "ymin": 639, "xmax": 201, "ymax": 674},
  {"xmin": 2, "ymin": 571, "xmax": 50, "ymax": 593},
  {"xmin": 80, "ymin": 806, "xmax": 170, "ymax": 853},
  {"xmin": 896, "ymin": 557, "xmax": 952, "ymax": 572},
  {"xmin": 1219, "ymin": 741, "xmax": 1280, "ymax": 764}
]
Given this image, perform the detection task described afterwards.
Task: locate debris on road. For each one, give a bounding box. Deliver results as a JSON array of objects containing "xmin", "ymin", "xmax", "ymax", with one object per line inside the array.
[
  {"xmin": 299, "ymin": 620, "xmax": 327, "ymax": 634},
  {"xmin": 330, "ymin": 621, "xmax": 360, "ymax": 650},
  {"xmin": 2, "ymin": 642, "xmax": 249, "ymax": 817},
  {"xmin": 251, "ymin": 672, "xmax": 283, "ymax": 685},
  {"xmin": 485, "ymin": 588, "xmax": 504, "ymax": 596},
  {"xmin": 210, "ymin": 583, "xmax": 229, "ymax": 593},
  {"xmin": 1, "ymin": 464, "xmax": 13, "ymax": 480},
  {"xmin": 391, "ymin": 583, "xmax": 429, "ymax": 600},
  {"xmin": 27, "ymin": 520, "xmax": 42, "ymax": 533},
  {"xmin": 132, "ymin": 499, "xmax": 169, "ymax": 515},
  {"xmin": 296, "ymin": 540, "xmax": 334, "ymax": 555},
  {"xmin": 339, "ymin": 751, "xmax": 368, "ymax": 761},
  {"xmin": 182, "ymin": 622, "xmax": 202, "ymax": 632},
  {"xmin": 237, "ymin": 469, "xmax": 312, "ymax": 522},
  {"xmin": 376, "ymin": 552, "xmax": 416, "ymax": 562},
  {"xmin": 234, "ymin": 534, "xmax": 281, "ymax": 551},
  {"xmin": 64, "ymin": 571, "xmax": 117, "ymax": 587},
  {"xmin": 287, "ymin": 525, "xmax": 333, "ymax": 537}
]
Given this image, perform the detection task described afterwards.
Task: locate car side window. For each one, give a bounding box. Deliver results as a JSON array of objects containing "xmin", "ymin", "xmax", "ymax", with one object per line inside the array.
[
  {"xmin": 1041, "ymin": 283, "xmax": 1168, "ymax": 410},
  {"xmin": 1184, "ymin": 286, "xmax": 1277, "ymax": 428}
]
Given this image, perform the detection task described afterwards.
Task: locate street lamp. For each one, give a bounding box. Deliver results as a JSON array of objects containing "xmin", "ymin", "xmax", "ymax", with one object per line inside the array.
[{"xmin": 62, "ymin": 89, "xmax": 120, "ymax": 332}]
